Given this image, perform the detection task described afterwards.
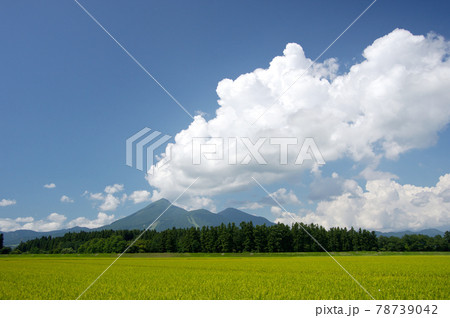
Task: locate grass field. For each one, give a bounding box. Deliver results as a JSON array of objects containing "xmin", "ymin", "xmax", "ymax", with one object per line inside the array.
[{"xmin": 0, "ymin": 253, "xmax": 448, "ymax": 300}]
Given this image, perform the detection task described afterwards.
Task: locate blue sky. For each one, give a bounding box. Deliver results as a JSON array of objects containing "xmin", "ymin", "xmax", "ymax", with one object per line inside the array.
[{"xmin": 1, "ymin": 0, "xmax": 450, "ymax": 232}]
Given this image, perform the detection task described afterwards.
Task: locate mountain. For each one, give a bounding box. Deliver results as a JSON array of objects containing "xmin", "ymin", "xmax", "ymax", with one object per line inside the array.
[
  {"xmin": 0, "ymin": 199, "xmax": 275, "ymax": 246},
  {"xmin": 218, "ymin": 208, "xmax": 273, "ymax": 226},
  {"xmin": 2, "ymin": 226, "xmax": 90, "ymax": 247},
  {"xmin": 100, "ymin": 199, "xmax": 274, "ymax": 231},
  {"xmin": 187, "ymin": 209, "xmax": 227, "ymax": 227},
  {"xmin": 3, "ymin": 200, "xmax": 447, "ymax": 247},
  {"xmin": 375, "ymin": 228, "xmax": 445, "ymax": 238},
  {"xmin": 100, "ymin": 199, "xmax": 191, "ymax": 231}
]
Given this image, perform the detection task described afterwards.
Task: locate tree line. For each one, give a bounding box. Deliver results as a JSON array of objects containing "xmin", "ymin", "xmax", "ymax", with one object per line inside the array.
[
  {"xmin": 0, "ymin": 233, "xmax": 12, "ymax": 254},
  {"xmin": 11, "ymin": 222, "xmax": 450, "ymax": 254}
]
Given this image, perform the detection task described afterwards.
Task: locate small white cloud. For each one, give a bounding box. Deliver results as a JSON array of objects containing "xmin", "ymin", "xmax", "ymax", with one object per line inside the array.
[
  {"xmin": 0, "ymin": 199, "xmax": 16, "ymax": 207},
  {"xmin": 99, "ymin": 194, "xmax": 121, "ymax": 212},
  {"xmin": 270, "ymin": 206, "xmax": 298, "ymax": 225},
  {"xmin": 0, "ymin": 218, "xmax": 21, "ymax": 232},
  {"xmin": 270, "ymin": 188, "xmax": 301, "ymax": 205},
  {"xmin": 89, "ymin": 192, "xmax": 104, "ymax": 201},
  {"xmin": 195, "ymin": 110, "xmax": 207, "ymax": 117},
  {"xmin": 175, "ymin": 196, "xmax": 217, "ymax": 212},
  {"xmin": 128, "ymin": 190, "xmax": 152, "ymax": 204},
  {"xmin": 270, "ymin": 206, "xmax": 282, "ymax": 215},
  {"xmin": 19, "ymin": 213, "xmax": 66, "ymax": 232},
  {"xmin": 15, "ymin": 217, "xmax": 34, "ymax": 223},
  {"xmin": 84, "ymin": 184, "xmax": 126, "ymax": 212},
  {"xmin": 44, "ymin": 183, "xmax": 56, "ymax": 189},
  {"xmin": 104, "ymin": 184, "xmax": 124, "ymax": 194},
  {"xmin": 60, "ymin": 195, "xmax": 74, "ymax": 203},
  {"xmin": 67, "ymin": 212, "xmax": 115, "ymax": 229},
  {"xmin": 238, "ymin": 202, "xmax": 264, "ymax": 210},
  {"xmin": 47, "ymin": 213, "xmax": 67, "ymax": 223}
]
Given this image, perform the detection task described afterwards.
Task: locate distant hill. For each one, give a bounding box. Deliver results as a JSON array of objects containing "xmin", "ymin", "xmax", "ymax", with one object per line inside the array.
[
  {"xmin": 2, "ymin": 199, "xmax": 274, "ymax": 246},
  {"xmin": 100, "ymin": 199, "xmax": 274, "ymax": 231},
  {"xmin": 2, "ymin": 226, "xmax": 90, "ymax": 247},
  {"xmin": 218, "ymin": 208, "xmax": 272, "ymax": 226},
  {"xmin": 375, "ymin": 228, "xmax": 445, "ymax": 238}
]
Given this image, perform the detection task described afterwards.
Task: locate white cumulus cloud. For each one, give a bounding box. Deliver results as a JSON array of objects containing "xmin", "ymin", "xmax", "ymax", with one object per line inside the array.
[
  {"xmin": 238, "ymin": 202, "xmax": 264, "ymax": 210},
  {"xmin": 0, "ymin": 212, "xmax": 115, "ymax": 232},
  {"xmin": 270, "ymin": 188, "xmax": 301, "ymax": 205},
  {"xmin": 295, "ymin": 174, "xmax": 450, "ymax": 231},
  {"xmin": 99, "ymin": 194, "xmax": 121, "ymax": 211},
  {"xmin": 146, "ymin": 29, "xmax": 450, "ymax": 209},
  {"xmin": 85, "ymin": 184, "xmax": 125, "ymax": 212},
  {"xmin": 60, "ymin": 195, "xmax": 74, "ymax": 203},
  {"xmin": 128, "ymin": 190, "xmax": 152, "ymax": 204},
  {"xmin": 43, "ymin": 183, "xmax": 56, "ymax": 189},
  {"xmin": 89, "ymin": 192, "xmax": 104, "ymax": 201},
  {"xmin": 67, "ymin": 212, "xmax": 115, "ymax": 229},
  {"xmin": 0, "ymin": 199, "xmax": 16, "ymax": 207},
  {"xmin": 271, "ymin": 206, "xmax": 299, "ymax": 224},
  {"xmin": 19, "ymin": 213, "xmax": 67, "ymax": 232},
  {"xmin": 15, "ymin": 217, "xmax": 34, "ymax": 223},
  {"xmin": 104, "ymin": 184, "xmax": 124, "ymax": 194}
]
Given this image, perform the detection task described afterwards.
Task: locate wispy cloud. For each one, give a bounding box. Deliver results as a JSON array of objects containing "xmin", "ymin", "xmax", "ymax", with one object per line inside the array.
[{"xmin": 43, "ymin": 183, "xmax": 56, "ymax": 189}]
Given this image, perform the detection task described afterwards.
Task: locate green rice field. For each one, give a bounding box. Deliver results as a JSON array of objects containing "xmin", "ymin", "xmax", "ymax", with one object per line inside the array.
[{"xmin": 0, "ymin": 253, "xmax": 448, "ymax": 300}]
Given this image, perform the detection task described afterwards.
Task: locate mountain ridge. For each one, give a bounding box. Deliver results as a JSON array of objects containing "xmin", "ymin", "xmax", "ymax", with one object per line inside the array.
[
  {"xmin": 99, "ymin": 199, "xmax": 274, "ymax": 231},
  {"xmin": 3, "ymin": 199, "xmax": 447, "ymax": 247},
  {"xmin": 1, "ymin": 226, "xmax": 92, "ymax": 247},
  {"xmin": 1, "ymin": 199, "xmax": 274, "ymax": 246}
]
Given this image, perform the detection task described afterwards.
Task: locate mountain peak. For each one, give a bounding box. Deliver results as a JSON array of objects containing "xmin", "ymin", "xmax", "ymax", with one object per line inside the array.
[
  {"xmin": 146, "ymin": 198, "xmax": 171, "ymax": 207},
  {"xmin": 218, "ymin": 207, "xmax": 245, "ymax": 215},
  {"xmin": 3, "ymin": 201, "xmax": 275, "ymax": 246}
]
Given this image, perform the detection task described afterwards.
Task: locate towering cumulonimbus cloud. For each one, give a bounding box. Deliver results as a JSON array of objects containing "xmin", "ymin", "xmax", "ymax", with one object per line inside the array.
[{"xmin": 147, "ymin": 29, "xmax": 450, "ymax": 210}]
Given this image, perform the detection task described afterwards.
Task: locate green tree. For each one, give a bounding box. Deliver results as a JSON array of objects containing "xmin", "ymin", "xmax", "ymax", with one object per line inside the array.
[
  {"xmin": 268, "ymin": 224, "xmax": 291, "ymax": 252},
  {"xmin": 254, "ymin": 224, "xmax": 268, "ymax": 252},
  {"xmin": 217, "ymin": 224, "xmax": 233, "ymax": 253},
  {"xmin": 444, "ymin": 231, "xmax": 450, "ymax": 251},
  {"xmin": 241, "ymin": 221, "xmax": 255, "ymax": 252}
]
